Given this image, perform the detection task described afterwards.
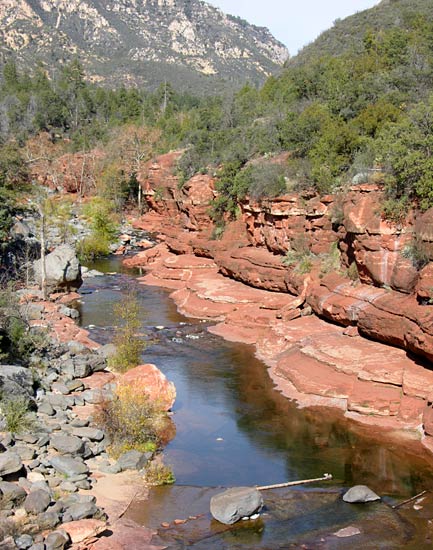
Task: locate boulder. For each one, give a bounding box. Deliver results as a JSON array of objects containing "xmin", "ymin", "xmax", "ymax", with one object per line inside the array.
[
  {"xmin": 117, "ymin": 364, "xmax": 176, "ymax": 411},
  {"xmin": 44, "ymin": 530, "xmax": 70, "ymax": 550},
  {"xmin": 0, "ymin": 365, "xmax": 34, "ymax": 400},
  {"xmin": 66, "ymin": 501, "xmax": 98, "ymax": 521},
  {"xmin": 50, "ymin": 435, "xmax": 84, "ymax": 456},
  {"xmin": 62, "ymin": 519, "xmax": 106, "ymax": 544},
  {"xmin": 343, "ymin": 485, "xmax": 381, "ymax": 503},
  {"xmin": 0, "ymin": 451, "xmax": 23, "ymax": 476},
  {"xmin": 49, "ymin": 456, "xmax": 88, "ymax": 477},
  {"xmin": 0, "ymin": 481, "xmax": 26, "ymax": 504},
  {"xmin": 116, "ymin": 450, "xmax": 151, "ymax": 472},
  {"xmin": 33, "ymin": 244, "xmax": 82, "ymax": 292},
  {"xmin": 210, "ymin": 487, "xmax": 263, "ymax": 525},
  {"xmin": 23, "ymin": 489, "xmax": 51, "ymax": 515},
  {"xmin": 71, "ymin": 427, "xmax": 104, "ymax": 441}
]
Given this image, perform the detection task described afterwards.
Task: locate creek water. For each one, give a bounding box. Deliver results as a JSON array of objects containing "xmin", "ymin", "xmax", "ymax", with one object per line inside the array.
[{"xmin": 79, "ymin": 256, "xmax": 433, "ymax": 549}]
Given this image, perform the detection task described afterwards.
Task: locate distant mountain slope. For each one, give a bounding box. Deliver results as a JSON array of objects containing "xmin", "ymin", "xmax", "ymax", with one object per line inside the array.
[
  {"xmin": 0, "ymin": 0, "xmax": 288, "ymax": 93},
  {"xmin": 291, "ymin": 0, "xmax": 433, "ymax": 67}
]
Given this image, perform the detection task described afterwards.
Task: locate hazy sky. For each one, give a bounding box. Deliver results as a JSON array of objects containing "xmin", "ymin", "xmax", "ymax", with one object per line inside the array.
[{"xmin": 209, "ymin": 1, "xmax": 381, "ymax": 55}]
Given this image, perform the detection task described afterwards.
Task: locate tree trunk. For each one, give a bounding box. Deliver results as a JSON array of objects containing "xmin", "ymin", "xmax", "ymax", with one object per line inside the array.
[{"xmin": 39, "ymin": 206, "xmax": 47, "ymax": 300}]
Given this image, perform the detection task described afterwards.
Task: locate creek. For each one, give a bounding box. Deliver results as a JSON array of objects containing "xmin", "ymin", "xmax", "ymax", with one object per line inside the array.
[{"xmin": 79, "ymin": 255, "xmax": 433, "ymax": 549}]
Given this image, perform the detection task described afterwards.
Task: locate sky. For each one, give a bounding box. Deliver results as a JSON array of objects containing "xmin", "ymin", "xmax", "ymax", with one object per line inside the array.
[{"xmin": 208, "ymin": 1, "xmax": 381, "ymax": 56}]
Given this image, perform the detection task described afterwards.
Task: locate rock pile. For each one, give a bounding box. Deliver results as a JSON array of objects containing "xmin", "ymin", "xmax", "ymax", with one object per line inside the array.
[{"xmin": 0, "ymin": 294, "xmax": 165, "ymax": 549}]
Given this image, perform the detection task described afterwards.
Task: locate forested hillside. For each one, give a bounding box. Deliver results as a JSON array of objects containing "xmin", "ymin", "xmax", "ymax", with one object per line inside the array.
[{"xmin": 2, "ymin": 0, "xmax": 433, "ymax": 232}]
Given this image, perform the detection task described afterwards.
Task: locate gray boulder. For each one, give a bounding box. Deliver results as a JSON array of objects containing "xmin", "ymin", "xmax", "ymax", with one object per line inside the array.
[
  {"xmin": 50, "ymin": 435, "xmax": 84, "ymax": 456},
  {"xmin": 44, "ymin": 530, "xmax": 70, "ymax": 550},
  {"xmin": 71, "ymin": 427, "xmax": 104, "ymax": 441},
  {"xmin": 0, "ymin": 365, "xmax": 34, "ymax": 400},
  {"xmin": 66, "ymin": 501, "xmax": 98, "ymax": 521},
  {"xmin": 33, "ymin": 244, "xmax": 82, "ymax": 292},
  {"xmin": 116, "ymin": 450, "xmax": 151, "ymax": 472},
  {"xmin": 49, "ymin": 456, "xmax": 88, "ymax": 477},
  {"xmin": 210, "ymin": 487, "xmax": 263, "ymax": 525},
  {"xmin": 343, "ymin": 485, "xmax": 381, "ymax": 503},
  {"xmin": 0, "ymin": 482, "xmax": 26, "ymax": 504},
  {"xmin": 24, "ymin": 489, "xmax": 51, "ymax": 515},
  {"xmin": 0, "ymin": 451, "xmax": 23, "ymax": 476},
  {"xmin": 14, "ymin": 534, "xmax": 33, "ymax": 549}
]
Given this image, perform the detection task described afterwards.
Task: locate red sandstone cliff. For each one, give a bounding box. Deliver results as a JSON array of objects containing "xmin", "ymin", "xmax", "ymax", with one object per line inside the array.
[{"xmin": 127, "ymin": 151, "xmax": 433, "ymax": 449}]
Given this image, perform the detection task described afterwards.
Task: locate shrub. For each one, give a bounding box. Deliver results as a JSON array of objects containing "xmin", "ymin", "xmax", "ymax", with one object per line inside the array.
[
  {"xmin": 283, "ymin": 236, "xmax": 315, "ymax": 274},
  {"xmin": 0, "ymin": 286, "xmax": 48, "ymax": 362},
  {"xmin": 77, "ymin": 234, "xmax": 111, "ymax": 262},
  {"xmin": 320, "ymin": 242, "xmax": 341, "ymax": 275},
  {"xmin": 247, "ymin": 162, "xmax": 287, "ymax": 200},
  {"xmin": 347, "ymin": 261, "xmax": 359, "ymax": 281},
  {"xmin": 95, "ymin": 385, "xmax": 166, "ymax": 458},
  {"xmin": 381, "ymin": 196, "xmax": 409, "ymax": 224},
  {"xmin": 0, "ymin": 396, "xmax": 35, "ymax": 434},
  {"xmin": 402, "ymin": 236, "xmax": 430, "ymax": 270},
  {"xmin": 77, "ymin": 197, "xmax": 119, "ymax": 261},
  {"xmin": 108, "ymin": 287, "xmax": 145, "ymax": 373},
  {"xmin": 145, "ymin": 460, "xmax": 176, "ymax": 486}
]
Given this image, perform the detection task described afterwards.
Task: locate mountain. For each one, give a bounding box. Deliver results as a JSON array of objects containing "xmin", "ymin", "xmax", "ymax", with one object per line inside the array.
[
  {"xmin": 0, "ymin": 0, "xmax": 288, "ymax": 93},
  {"xmin": 291, "ymin": 0, "xmax": 433, "ymax": 67}
]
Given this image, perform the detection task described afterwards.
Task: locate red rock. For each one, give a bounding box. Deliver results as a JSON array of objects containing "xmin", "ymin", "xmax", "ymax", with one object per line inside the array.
[
  {"xmin": 348, "ymin": 379, "xmax": 401, "ymax": 416},
  {"xmin": 91, "ymin": 518, "xmax": 163, "ymax": 550},
  {"xmin": 398, "ymin": 395, "xmax": 425, "ymax": 423},
  {"xmin": 117, "ymin": 364, "xmax": 176, "ymax": 411},
  {"xmin": 62, "ymin": 519, "xmax": 106, "ymax": 544},
  {"xmin": 80, "ymin": 371, "xmax": 116, "ymax": 390},
  {"xmin": 137, "ymin": 239, "xmax": 154, "ymax": 249},
  {"xmin": 423, "ymin": 404, "xmax": 433, "ymax": 436},
  {"xmin": 276, "ymin": 348, "xmax": 355, "ymax": 399}
]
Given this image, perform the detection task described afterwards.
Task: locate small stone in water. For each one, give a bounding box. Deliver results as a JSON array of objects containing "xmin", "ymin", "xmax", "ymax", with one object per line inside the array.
[
  {"xmin": 334, "ymin": 526, "xmax": 361, "ymax": 538},
  {"xmin": 161, "ymin": 522, "xmax": 170, "ymax": 528},
  {"xmin": 155, "ymin": 326, "xmax": 165, "ymax": 330},
  {"xmin": 216, "ymin": 438, "xmax": 223, "ymax": 441}
]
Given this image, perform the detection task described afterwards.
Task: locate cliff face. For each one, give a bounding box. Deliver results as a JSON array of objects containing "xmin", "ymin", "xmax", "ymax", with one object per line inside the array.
[
  {"xmin": 0, "ymin": 0, "xmax": 288, "ymax": 92},
  {"xmin": 126, "ymin": 152, "xmax": 433, "ymax": 449}
]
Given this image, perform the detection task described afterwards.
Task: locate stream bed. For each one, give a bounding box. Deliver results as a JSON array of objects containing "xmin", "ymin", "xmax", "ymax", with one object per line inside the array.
[{"xmin": 79, "ymin": 256, "xmax": 433, "ymax": 548}]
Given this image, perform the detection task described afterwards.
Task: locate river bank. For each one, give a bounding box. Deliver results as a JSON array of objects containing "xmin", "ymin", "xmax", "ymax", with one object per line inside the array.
[{"xmin": 124, "ymin": 211, "xmax": 433, "ymax": 456}]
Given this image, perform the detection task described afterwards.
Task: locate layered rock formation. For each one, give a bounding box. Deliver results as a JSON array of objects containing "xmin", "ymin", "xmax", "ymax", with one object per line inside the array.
[{"xmin": 126, "ymin": 152, "xmax": 433, "ymax": 451}]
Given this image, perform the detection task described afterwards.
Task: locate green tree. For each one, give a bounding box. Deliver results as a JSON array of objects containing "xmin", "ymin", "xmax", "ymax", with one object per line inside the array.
[{"xmin": 378, "ymin": 96, "xmax": 433, "ymax": 209}]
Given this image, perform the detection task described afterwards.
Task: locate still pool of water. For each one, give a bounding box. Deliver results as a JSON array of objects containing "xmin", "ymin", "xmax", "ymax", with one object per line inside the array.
[{"xmin": 79, "ymin": 256, "xmax": 433, "ymax": 548}]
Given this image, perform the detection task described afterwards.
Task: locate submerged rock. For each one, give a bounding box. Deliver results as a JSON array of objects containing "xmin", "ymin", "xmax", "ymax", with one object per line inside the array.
[
  {"xmin": 210, "ymin": 487, "xmax": 263, "ymax": 525},
  {"xmin": 343, "ymin": 485, "xmax": 381, "ymax": 503}
]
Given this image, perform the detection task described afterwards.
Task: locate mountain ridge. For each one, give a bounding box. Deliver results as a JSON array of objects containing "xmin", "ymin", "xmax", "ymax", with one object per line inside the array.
[{"xmin": 0, "ymin": 0, "xmax": 289, "ymax": 93}]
